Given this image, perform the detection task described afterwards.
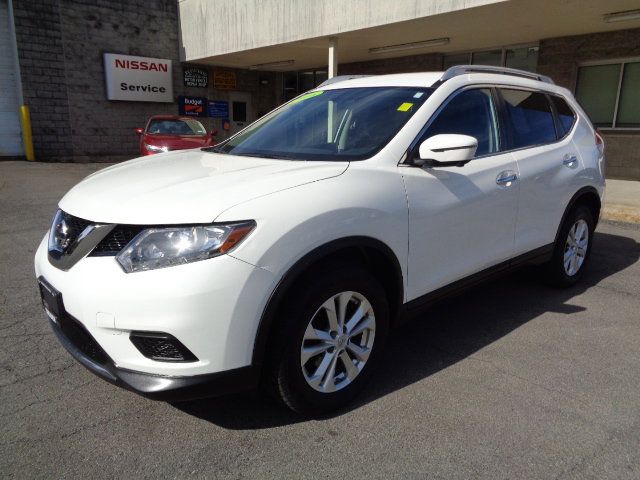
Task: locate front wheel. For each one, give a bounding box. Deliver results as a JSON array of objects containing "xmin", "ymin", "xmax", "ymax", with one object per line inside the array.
[
  {"xmin": 544, "ymin": 205, "xmax": 595, "ymax": 287},
  {"xmin": 266, "ymin": 266, "xmax": 389, "ymax": 415}
]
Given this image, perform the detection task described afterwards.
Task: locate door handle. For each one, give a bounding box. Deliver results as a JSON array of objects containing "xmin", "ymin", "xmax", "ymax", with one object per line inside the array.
[
  {"xmin": 496, "ymin": 171, "xmax": 518, "ymax": 186},
  {"xmin": 563, "ymin": 154, "xmax": 578, "ymax": 167}
]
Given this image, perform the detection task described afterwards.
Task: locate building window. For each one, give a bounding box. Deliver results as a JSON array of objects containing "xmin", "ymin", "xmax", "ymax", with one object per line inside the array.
[
  {"xmin": 443, "ymin": 45, "xmax": 539, "ymax": 73},
  {"xmin": 472, "ymin": 49, "xmax": 502, "ymax": 67},
  {"xmin": 505, "ymin": 46, "xmax": 539, "ymax": 72},
  {"xmin": 576, "ymin": 60, "xmax": 640, "ymax": 129},
  {"xmin": 282, "ymin": 70, "xmax": 328, "ymax": 101}
]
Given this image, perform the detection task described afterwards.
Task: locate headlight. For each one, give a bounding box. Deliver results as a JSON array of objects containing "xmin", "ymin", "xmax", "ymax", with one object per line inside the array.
[
  {"xmin": 48, "ymin": 209, "xmax": 70, "ymax": 254},
  {"xmin": 116, "ymin": 221, "xmax": 255, "ymax": 273},
  {"xmin": 144, "ymin": 143, "xmax": 168, "ymax": 153}
]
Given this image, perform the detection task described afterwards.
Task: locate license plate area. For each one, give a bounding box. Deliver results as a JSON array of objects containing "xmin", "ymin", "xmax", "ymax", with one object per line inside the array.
[{"xmin": 38, "ymin": 277, "xmax": 63, "ymax": 324}]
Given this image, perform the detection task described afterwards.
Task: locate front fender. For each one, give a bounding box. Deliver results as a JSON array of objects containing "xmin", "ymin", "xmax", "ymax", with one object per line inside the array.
[{"xmin": 215, "ymin": 165, "xmax": 409, "ymax": 289}]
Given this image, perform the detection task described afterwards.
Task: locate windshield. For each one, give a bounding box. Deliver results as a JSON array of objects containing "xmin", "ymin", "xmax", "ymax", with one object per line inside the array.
[
  {"xmin": 147, "ymin": 119, "xmax": 207, "ymax": 136},
  {"xmin": 211, "ymin": 87, "xmax": 434, "ymax": 161}
]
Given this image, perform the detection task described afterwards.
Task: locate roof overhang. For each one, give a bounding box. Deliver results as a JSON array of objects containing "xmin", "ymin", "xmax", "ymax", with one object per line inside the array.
[{"xmin": 178, "ymin": 0, "xmax": 640, "ymax": 71}]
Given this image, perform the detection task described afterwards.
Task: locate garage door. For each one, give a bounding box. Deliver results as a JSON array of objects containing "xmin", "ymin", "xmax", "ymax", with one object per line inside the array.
[{"xmin": 0, "ymin": 0, "xmax": 23, "ymax": 156}]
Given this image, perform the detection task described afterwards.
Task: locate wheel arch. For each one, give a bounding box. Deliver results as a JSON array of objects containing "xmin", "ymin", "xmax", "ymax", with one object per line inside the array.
[
  {"xmin": 554, "ymin": 186, "xmax": 602, "ymax": 244},
  {"xmin": 251, "ymin": 236, "xmax": 404, "ymax": 369}
]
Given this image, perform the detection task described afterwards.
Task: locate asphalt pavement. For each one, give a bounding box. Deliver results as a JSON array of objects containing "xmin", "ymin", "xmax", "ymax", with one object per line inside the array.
[{"xmin": 1, "ymin": 161, "xmax": 639, "ymax": 479}]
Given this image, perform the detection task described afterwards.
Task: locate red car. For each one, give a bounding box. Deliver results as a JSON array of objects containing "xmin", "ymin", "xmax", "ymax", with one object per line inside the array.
[{"xmin": 135, "ymin": 115, "xmax": 216, "ymax": 156}]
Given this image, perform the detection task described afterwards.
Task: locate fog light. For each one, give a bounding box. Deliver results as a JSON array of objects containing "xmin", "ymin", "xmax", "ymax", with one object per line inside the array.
[{"xmin": 129, "ymin": 332, "xmax": 198, "ymax": 362}]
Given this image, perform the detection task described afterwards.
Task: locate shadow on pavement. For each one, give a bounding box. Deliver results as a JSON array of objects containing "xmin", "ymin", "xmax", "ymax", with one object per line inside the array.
[{"xmin": 173, "ymin": 231, "xmax": 639, "ymax": 429}]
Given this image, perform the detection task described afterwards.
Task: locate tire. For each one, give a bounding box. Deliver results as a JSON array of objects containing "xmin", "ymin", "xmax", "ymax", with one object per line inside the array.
[
  {"xmin": 265, "ymin": 265, "xmax": 390, "ymax": 415},
  {"xmin": 544, "ymin": 205, "xmax": 595, "ymax": 287}
]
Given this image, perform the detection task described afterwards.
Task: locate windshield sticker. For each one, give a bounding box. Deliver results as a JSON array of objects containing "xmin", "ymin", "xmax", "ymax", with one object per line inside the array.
[
  {"xmin": 397, "ymin": 102, "xmax": 414, "ymax": 112},
  {"xmin": 290, "ymin": 91, "xmax": 325, "ymax": 105},
  {"xmin": 413, "ymin": 92, "xmax": 424, "ymax": 98}
]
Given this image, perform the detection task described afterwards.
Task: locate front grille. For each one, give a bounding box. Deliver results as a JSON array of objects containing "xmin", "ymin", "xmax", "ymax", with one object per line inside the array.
[
  {"xmin": 91, "ymin": 225, "xmax": 144, "ymax": 256},
  {"xmin": 61, "ymin": 213, "xmax": 91, "ymax": 244},
  {"xmin": 58, "ymin": 314, "xmax": 110, "ymax": 365},
  {"xmin": 129, "ymin": 332, "xmax": 198, "ymax": 362}
]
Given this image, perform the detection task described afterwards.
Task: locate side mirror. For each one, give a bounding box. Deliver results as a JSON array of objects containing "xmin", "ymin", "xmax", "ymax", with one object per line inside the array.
[
  {"xmin": 414, "ymin": 134, "xmax": 478, "ymax": 167},
  {"xmin": 135, "ymin": 128, "xmax": 144, "ymax": 135},
  {"xmin": 210, "ymin": 129, "xmax": 218, "ymax": 137}
]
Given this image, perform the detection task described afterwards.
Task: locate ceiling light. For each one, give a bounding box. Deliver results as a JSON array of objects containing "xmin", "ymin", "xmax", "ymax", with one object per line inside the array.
[
  {"xmin": 248, "ymin": 60, "xmax": 295, "ymax": 70},
  {"xmin": 603, "ymin": 9, "xmax": 640, "ymax": 23},
  {"xmin": 369, "ymin": 38, "xmax": 450, "ymax": 55}
]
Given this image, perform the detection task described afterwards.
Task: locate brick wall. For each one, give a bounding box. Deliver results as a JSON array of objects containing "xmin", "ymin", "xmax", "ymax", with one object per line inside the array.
[
  {"xmin": 340, "ymin": 53, "xmax": 443, "ymax": 75},
  {"xmin": 538, "ymin": 28, "xmax": 640, "ymax": 180},
  {"xmin": 12, "ymin": 0, "xmax": 74, "ymax": 161},
  {"xmin": 12, "ymin": 0, "xmax": 278, "ymax": 162}
]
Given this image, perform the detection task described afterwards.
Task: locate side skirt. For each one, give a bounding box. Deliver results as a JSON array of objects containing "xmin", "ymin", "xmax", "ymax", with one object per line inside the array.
[{"xmin": 402, "ymin": 244, "xmax": 553, "ymax": 315}]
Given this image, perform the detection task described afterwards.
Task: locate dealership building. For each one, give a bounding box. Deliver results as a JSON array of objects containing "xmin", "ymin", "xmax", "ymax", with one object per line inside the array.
[{"xmin": 2, "ymin": 0, "xmax": 639, "ymax": 179}]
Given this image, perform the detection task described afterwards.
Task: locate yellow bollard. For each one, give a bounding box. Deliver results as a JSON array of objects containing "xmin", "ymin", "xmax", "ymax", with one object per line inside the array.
[{"xmin": 19, "ymin": 105, "xmax": 35, "ymax": 161}]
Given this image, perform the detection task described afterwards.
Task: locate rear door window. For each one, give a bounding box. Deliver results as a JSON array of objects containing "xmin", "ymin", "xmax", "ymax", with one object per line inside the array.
[
  {"xmin": 500, "ymin": 89, "xmax": 557, "ymax": 149},
  {"xmin": 550, "ymin": 95, "xmax": 577, "ymax": 138}
]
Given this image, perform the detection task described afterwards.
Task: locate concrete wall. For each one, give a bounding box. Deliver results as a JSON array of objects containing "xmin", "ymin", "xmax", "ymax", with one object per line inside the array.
[
  {"xmin": 178, "ymin": 0, "xmax": 504, "ymax": 61},
  {"xmin": 12, "ymin": 0, "xmax": 278, "ymax": 162},
  {"xmin": 538, "ymin": 28, "xmax": 640, "ymax": 180}
]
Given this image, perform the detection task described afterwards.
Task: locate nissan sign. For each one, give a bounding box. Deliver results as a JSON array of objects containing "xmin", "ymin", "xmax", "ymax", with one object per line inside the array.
[{"xmin": 103, "ymin": 53, "xmax": 173, "ymax": 102}]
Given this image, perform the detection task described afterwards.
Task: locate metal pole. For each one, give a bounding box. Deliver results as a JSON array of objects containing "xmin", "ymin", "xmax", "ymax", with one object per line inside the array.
[
  {"xmin": 19, "ymin": 106, "xmax": 35, "ymax": 161},
  {"xmin": 328, "ymin": 37, "xmax": 338, "ymax": 79}
]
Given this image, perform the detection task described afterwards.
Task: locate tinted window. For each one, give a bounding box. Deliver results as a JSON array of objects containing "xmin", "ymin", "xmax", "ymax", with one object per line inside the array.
[
  {"xmin": 551, "ymin": 96, "xmax": 576, "ymax": 137},
  {"xmin": 500, "ymin": 89, "xmax": 556, "ymax": 149},
  {"xmin": 575, "ymin": 64, "xmax": 619, "ymax": 127},
  {"xmin": 617, "ymin": 61, "xmax": 640, "ymax": 128},
  {"xmin": 423, "ymin": 88, "xmax": 499, "ymax": 156}
]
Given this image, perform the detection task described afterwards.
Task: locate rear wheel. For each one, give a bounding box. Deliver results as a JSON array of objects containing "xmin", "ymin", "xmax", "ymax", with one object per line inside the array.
[
  {"xmin": 544, "ymin": 205, "xmax": 594, "ymax": 287},
  {"xmin": 266, "ymin": 265, "xmax": 389, "ymax": 415}
]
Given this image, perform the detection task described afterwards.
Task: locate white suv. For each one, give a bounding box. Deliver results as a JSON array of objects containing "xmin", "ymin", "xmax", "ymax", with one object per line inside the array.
[{"xmin": 35, "ymin": 66, "xmax": 605, "ymax": 414}]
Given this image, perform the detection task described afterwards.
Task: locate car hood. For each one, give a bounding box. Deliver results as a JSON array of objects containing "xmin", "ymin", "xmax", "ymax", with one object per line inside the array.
[
  {"xmin": 59, "ymin": 150, "xmax": 349, "ymax": 224},
  {"xmin": 143, "ymin": 134, "xmax": 209, "ymax": 149}
]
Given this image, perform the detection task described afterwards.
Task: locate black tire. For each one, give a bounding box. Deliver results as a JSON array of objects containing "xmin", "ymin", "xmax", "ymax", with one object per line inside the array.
[
  {"xmin": 265, "ymin": 264, "xmax": 390, "ymax": 415},
  {"xmin": 544, "ymin": 205, "xmax": 595, "ymax": 287}
]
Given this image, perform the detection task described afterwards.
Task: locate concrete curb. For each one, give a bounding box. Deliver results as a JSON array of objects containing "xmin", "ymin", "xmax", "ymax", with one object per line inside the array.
[{"xmin": 602, "ymin": 205, "xmax": 640, "ymax": 224}]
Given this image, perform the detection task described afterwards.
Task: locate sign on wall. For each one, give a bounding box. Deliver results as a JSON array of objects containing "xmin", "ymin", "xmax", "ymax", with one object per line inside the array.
[
  {"xmin": 184, "ymin": 67, "xmax": 209, "ymax": 88},
  {"xmin": 179, "ymin": 96, "xmax": 207, "ymax": 117},
  {"xmin": 207, "ymin": 100, "xmax": 229, "ymax": 118},
  {"xmin": 213, "ymin": 70, "xmax": 236, "ymax": 90},
  {"xmin": 103, "ymin": 53, "xmax": 173, "ymax": 102}
]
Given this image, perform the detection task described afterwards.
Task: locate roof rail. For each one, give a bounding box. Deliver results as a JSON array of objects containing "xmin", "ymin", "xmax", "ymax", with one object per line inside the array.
[
  {"xmin": 438, "ymin": 65, "xmax": 554, "ymax": 85},
  {"xmin": 317, "ymin": 75, "xmax": 372, "ymax": 87}
]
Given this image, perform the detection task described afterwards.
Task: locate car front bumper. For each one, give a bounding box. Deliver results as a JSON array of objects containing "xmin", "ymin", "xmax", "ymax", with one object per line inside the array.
[
  {"xmin": 48, "ymin": 311, "xmax": 258, "ymax": 400},
  {"xmin": 34, "ymin": 234, "xmax": 275, "ymax": 399}
]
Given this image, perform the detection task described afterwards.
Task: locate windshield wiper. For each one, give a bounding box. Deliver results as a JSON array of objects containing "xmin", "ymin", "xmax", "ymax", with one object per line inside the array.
[
  {"xmin": 236, "ymin": 152, "xmax": 297, "ymax": 160},
  {"xmin": 202, "ymin": 146, "xmax": 226, "ymax": 154}
]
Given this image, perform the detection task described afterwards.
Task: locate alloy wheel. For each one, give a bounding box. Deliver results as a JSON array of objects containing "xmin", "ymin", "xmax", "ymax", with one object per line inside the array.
[
  {"xmin": 300, "ymin": 291, "xmax": 376, "ymax": 393},
  {"xmin": 564, "ymin": 219, "xmax": 589, "ymax": 276}
]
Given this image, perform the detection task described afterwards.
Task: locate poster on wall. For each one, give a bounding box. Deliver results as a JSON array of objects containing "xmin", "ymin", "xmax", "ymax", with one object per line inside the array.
[
  {"xmin": 184, "ymin": 67, "xmax": 209, "ymax": 88},
  {"xmin": 208, "ymin": 100, "xmax": 229, "ymax": 118},
  {"xmin": 213, "ymin": 70, "xmax": 236, "ymax": 90},
  {"xmin": 179, "ymin": 96, "xmax": 208, "ymax": 117},
  {"xmin": 103, "ymin": 53, "xmax": 173, "ymax": 102}
]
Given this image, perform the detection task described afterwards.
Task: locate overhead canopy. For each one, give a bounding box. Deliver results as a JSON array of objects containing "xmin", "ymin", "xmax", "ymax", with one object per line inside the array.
[{"xmin": 178, "ymin": 0, "xmax": 640, "ymax": 70}]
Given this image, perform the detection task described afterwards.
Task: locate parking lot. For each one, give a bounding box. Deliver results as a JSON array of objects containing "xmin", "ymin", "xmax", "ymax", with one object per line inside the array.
[{"xmin": 1, "ymin": 161, "xmax": 639, "ymax": 479}]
